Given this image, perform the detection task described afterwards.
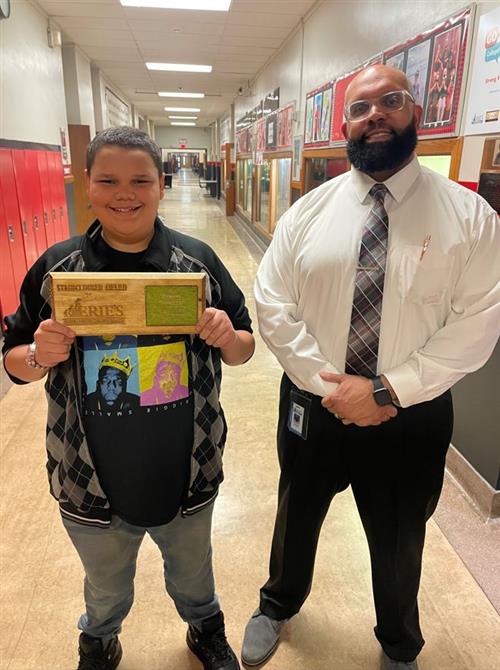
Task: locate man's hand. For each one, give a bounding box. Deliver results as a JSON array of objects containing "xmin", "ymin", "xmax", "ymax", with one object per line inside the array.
[
  {"xmin": 195, "ymin": 307, "xmax": 237, "ymax": 348},
  {"xmin": 319, "ymin": 371, "xmax": 397, "ymax": 427},
  {"xmin": 33, "ymin": 319, "xmax": 76, "ymax": 368}
]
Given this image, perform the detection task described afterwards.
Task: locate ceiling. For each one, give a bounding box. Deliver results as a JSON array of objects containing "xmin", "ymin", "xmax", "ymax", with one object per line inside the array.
[{"xmin": 34, "ymin": 0, "xmax": 318, "ymax": 127}]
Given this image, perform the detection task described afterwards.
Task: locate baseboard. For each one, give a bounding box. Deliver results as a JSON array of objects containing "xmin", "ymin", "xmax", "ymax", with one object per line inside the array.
[{"xmin": 446, "ymin": 445, "xmax": 499, "ymax": 521}]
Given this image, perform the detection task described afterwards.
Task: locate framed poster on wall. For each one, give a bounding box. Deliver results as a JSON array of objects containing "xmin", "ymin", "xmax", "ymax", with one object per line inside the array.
[
  {"xmin": 382, "ymin": 6, "xmax": 472, "ymax": 138},
  {"xmin": 266, "ymin": 114, "xmax": 278, "ymax": 150},
  {"xmin": 304, "ymin": 83, "xmax": 333, "ymax": 147},
  {"xmin": 464, "ymin": 5, "xmax": 500, "ymax": 135},
  {"xmin": 277, "ymin": 104, "xmax": 294, "ymax": 148},
  {"xmin": 330, "ymin": 57, "xmax": 382, "ymax": 144},
  {"xmin": 256, "ymin": 118, "xmax": 266, "ymax": 152}
]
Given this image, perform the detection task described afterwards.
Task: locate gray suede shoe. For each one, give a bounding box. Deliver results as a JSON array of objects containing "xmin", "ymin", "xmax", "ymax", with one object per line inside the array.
[
  {"xmin": 381, "ymin": 651, "xmax": 419, "ymax": 670},
  {"xmin": 241, "ymin": 609, "xmax": 288, "ymax": 667}
]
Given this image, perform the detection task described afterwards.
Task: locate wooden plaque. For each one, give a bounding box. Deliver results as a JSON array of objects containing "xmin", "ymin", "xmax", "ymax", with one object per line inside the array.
[{"xmin": 50, "ymin": 272, "xmax": 206, "ymax": 335}]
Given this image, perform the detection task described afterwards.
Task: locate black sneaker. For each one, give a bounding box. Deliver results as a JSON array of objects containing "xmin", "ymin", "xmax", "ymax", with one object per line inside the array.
[
  {"xmin": 187, "ymin": 611, "xmax": 240, "ymax": 670},
  {"xmin": 77, "ymin": 633, "xmax": 123, "ymax": 670}
]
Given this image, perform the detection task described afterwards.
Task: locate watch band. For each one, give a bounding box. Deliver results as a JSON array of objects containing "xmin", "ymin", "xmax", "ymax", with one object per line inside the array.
[
  {"xmin": 25, "ymin": 342, "xmax": 48, "ymax": 370},
  {"xmin": 372, "ymin": 376, "xmax": 393, "ymax": 406}
]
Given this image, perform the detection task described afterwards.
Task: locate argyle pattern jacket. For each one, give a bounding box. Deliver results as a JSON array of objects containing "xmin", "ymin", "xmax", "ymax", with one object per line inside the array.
[{"xmin": 4, "ymin": 219, "xmax": 251, "ymax": 527}]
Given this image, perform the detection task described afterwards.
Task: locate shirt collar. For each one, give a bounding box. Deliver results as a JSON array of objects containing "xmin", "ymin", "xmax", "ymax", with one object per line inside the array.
[
  {"xmin": 82, "ymin": 217, "xmax": 172, "ymax": 271},
  {"xmin": 350, "ymin": 155, "xmax": 421, "ymax": 205}
]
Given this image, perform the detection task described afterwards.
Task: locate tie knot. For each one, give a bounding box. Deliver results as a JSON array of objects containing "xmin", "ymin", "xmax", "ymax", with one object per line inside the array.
[{"xmin": 369, "ymin": 183, "xmax": 388, "ymax": 203}]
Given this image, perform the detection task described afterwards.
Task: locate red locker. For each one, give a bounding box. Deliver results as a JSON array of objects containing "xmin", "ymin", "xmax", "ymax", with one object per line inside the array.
[
  {"xmin": 47, "ymin": 151, "xmax": 69, "ymax": 242},
  {"xmin": 0, "ymin": 149, "xmax": 30, "ymax": 279},
  {"xmin": 0, "ymin": 184, "xmax": 20, "ymax": 321},
  {"xmin": 12, "ymin": 149, "xmax": 47, "ymax": 260},
  {"xmin": 25, "ymin": 150, "xmax": 48, "ymax": 255},
  {"xmin": 37, "ymin": 151, "xmax": 57, "ymax": 248},
  {"xmin": 11, "ymin": 149, "xmax": 41, "ymax": 266}
]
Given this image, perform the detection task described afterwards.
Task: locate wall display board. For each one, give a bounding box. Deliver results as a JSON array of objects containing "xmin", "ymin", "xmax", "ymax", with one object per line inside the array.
[
  {"xmin": 236, "ymin": 128, "xmax": 251, "ymax": 154},
  {"xmin": 330, "ymin": 57, "xmax": 382, "ymax": 144},
  {"xmin": 105, "ymin": 87, "xmax": 131, "ymax": 128},
  {"xmin": 383, "ymin": 7, "xmax": 472, "ymax": 137},
  {"xmin": 277, "ymin": 104, "xmax": 294, "ymax": 148},
  {"xmin": 304, "ymin": 83, "xmax": 334, "ymax": 147},
  {"xmin": 266, "ymin": 114, "xmax": 278, "ymax": 150},
  {"xmin": 256, "ymin": 118, "xmax": 266, "ymax": 152},
  {"xmin": 464, "ymin": 6, "xmax": 500, "ymax": 135}
]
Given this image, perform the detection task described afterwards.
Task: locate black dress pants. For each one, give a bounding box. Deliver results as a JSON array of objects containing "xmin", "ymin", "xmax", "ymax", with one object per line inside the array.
[{"xmin": 260, "ymin": 374, "xmax": 453, "ymax": 663}]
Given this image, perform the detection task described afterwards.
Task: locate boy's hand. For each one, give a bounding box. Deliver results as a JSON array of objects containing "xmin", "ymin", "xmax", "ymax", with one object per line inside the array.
[
  {"xmin": 33, "ymin": 319, "xmax": 76, "ymax": 368},
  {"xmin": 195, "ymin": 308, "xmax": 237, "ymax": 349}
]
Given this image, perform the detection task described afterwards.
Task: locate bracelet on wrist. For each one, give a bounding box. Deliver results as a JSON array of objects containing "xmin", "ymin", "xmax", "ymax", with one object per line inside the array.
[{"xmin": 25, "ymin": 342, "xmax": 49, "ymax": 370}]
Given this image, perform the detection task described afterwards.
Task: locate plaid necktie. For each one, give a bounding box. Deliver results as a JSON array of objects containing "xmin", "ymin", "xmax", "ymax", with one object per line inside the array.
[{"xmin": 345, "ymin": 183, "xmax": 389, "ymax": 377}]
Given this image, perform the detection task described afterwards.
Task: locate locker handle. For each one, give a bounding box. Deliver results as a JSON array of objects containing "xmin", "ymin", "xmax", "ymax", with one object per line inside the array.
[
  {"xmin": 44, "ymin": 211, "xmax": 49, "ymax": 225},
  {"xmin": 8, "ymin": 225, "xmax": 15, "ymax": 242},
  {"xmin": 52, "ymin": 208, "xmax": 57, "ymax": 221},
  {"xmin": 22, "ymin": 220, "xmax": 28, "ymax": 235},
  {"xmin": 34, "ymin": 215, "xmax": 39, "ymax": 229}
]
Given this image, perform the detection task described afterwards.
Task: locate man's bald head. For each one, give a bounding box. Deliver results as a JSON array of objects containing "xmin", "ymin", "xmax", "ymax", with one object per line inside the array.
[{"xmin": 345, "ymin": 64, "xmax": 414, "ymax": 104}]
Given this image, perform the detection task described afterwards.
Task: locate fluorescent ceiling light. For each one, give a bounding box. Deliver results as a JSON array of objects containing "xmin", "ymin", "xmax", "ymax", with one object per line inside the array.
[
  {"xmin": 158, "ymin": 91, "xmax": 204, "ymax": 98},
  {"xmin": 171, "ymin": 122, "xmax": 196, "ymax": 126},
  {"xmin": 147, "ymin": 63, "xmax": 212, "ymax": 73},
  {"xmin": 164, "ymin": 106, "xmax": 200, "ymax": 112},
  {"xmin": 169, "ymin": 116, "xmax": 198, "ymax": 119},
  {"xmin": 121, "ymin": 0, "xmax": 231, "ymax": 9}
]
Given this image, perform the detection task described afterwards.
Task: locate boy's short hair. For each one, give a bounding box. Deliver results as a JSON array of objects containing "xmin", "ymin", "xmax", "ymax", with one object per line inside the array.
[{"xmin": 86, "ymin": 126, "xmax": 163, "ymax": 177}]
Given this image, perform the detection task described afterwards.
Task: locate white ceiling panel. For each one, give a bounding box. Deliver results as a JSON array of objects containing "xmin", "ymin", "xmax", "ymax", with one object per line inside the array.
[
  {"xmin": 35, "ymin": 0, "xmax": 318, "ymax": 126},
  {"xmin": 55, "ymin": 17, "xmax": 131, "ymax": 31},
  {"xmin": 39, "ymin": 2, "xmax": 123, "ymax": 18}
]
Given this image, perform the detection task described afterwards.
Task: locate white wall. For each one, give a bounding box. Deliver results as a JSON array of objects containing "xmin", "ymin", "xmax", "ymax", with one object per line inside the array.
[
  {"xmin": 62, "ymin": 44, "xmax": 96, "ymax": 137},
  {"xmin": 91, "ymin": 67, "xmax": 132, "ymax": 134},
  {"xmin": 154, "ymin": 126, "xmax": 210, "ymax": 149},
  {"xmin": 0, "ymin": 0, "xmax": 69, "ymax": 146}
]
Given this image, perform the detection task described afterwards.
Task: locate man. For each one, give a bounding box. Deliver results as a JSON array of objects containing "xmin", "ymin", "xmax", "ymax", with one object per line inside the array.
[
  {"xmin": 86, "ymin": 352, "xmax": 139, "ymax": 411},
  {"xmin": 3, "ymin": 127, "xmax": 255, "ymax": 670},
  {"xmin": 141, "ymin": 354, "xmax": 189, "ymax": 405},
  {"xmin": 242, "ymin": 65, "xmax": 499, "ymax": 670}
]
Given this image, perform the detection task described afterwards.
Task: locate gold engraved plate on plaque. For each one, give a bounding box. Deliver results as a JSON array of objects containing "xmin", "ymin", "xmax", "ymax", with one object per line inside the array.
[{"xmin": 50, "ymin": 272, "xmax": 206, "ymax": 335}]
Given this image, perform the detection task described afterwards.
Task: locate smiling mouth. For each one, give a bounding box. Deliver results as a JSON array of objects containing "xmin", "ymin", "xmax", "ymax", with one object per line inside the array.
[
  {"xmin": 365, "ymin": 130, "xmax": 393, "ymax": 141},
  {"xmin": 109, "ymin": 205, "xmax": 142, "ymax": 213}
]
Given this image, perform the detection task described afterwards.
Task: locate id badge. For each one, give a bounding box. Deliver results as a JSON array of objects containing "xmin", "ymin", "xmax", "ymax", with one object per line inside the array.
[{"xmin": 287, "ymin": 388, "xmax": 312, "ymax": 440}]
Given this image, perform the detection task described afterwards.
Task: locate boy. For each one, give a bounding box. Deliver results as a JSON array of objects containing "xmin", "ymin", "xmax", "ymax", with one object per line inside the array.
[{"xmin": 3, "ymin": 127, "xmax": 255, "ymax": 670}]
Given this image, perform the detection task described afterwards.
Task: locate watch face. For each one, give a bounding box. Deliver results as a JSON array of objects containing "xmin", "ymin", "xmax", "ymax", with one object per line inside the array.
[
  {"xmin": 0, "ymin": 0, "xmax": 11, "ymax": 19},
  {"xmin": 374, "ymin": 388, "xmax": 393, "ymax": 406}
]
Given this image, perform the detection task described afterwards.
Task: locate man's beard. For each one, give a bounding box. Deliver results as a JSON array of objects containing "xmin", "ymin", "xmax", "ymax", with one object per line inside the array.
[{"xmin": 346, "ymin": 120, "xmax": 418, "ymax": 174}]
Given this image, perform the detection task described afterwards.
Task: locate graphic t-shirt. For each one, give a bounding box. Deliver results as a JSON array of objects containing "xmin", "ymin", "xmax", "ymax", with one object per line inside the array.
[{"xmin": 80, "ymin": 238, "xmax": 193, "ymax": 526}]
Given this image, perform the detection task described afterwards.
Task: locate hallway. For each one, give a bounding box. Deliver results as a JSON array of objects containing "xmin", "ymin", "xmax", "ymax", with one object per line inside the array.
[{"xmin": 1, "ymin": 173, "xmax": 499, "ymax": 670}]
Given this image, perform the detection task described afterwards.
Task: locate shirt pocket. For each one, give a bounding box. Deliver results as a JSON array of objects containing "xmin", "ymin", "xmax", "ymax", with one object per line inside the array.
[{"xmin": 398, "ymin": 245, "xmax": 453, "ymax": 305}]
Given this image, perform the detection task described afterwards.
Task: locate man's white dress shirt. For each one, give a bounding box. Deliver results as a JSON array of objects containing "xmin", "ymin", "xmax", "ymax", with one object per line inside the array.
[{"xmin": 254, "ymin": 156, "xmax": 500, "ymax": 407}]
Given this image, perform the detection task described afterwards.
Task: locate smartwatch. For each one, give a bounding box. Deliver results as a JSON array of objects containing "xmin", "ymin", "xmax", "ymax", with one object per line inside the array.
[{"xmin": 372, "ymin": 376, "xmax": 393, "ymax": 406}]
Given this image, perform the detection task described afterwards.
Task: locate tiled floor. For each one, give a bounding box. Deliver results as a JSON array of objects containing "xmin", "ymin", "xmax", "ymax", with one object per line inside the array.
[{"xmin": 1, "ymin": 171, "xmax": 499, "ymax": 670}]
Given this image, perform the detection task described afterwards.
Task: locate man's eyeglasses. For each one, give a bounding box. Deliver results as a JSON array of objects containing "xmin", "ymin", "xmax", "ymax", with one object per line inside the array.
[{"xmin": 344, "ymin": 90, "xmax": 415, "ymax": 122}]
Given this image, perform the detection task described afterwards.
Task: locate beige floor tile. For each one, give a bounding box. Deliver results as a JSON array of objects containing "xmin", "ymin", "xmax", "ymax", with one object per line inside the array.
[{"xmin": 1, "ymin": 173, "xmax": 499, "ymax": 670}]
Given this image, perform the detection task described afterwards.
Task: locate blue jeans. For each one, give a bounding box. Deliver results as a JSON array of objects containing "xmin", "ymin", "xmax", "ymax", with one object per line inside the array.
[{"xmin": 62, "ymin": 503, "xmax": 219, "ymax": 643}]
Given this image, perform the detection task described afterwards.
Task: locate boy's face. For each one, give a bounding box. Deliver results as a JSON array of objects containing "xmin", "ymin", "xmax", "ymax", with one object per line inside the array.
[{"xmin": 86, "ymin": 145, "xmax": 164, "ymax": 250}]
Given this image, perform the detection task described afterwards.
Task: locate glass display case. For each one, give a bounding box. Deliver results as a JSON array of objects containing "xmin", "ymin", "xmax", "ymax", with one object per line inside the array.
[
  {"xmin": 304, "ymin": 156, "xmax": 349, "ymax": 193},
  {"xmin": 259, "ymin": 160, "xmax": 271, "ymax": 229},
  {"xmin": 255, "ymin": 155, "xmax": 291, "ymax": 235},
  {"xmin": 236, "ymin": 158, "xmax": 253, "ymax": 218},
  {"xmin": 275, "ymin": 157, "xmax": 292, "ymax": 225}
]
